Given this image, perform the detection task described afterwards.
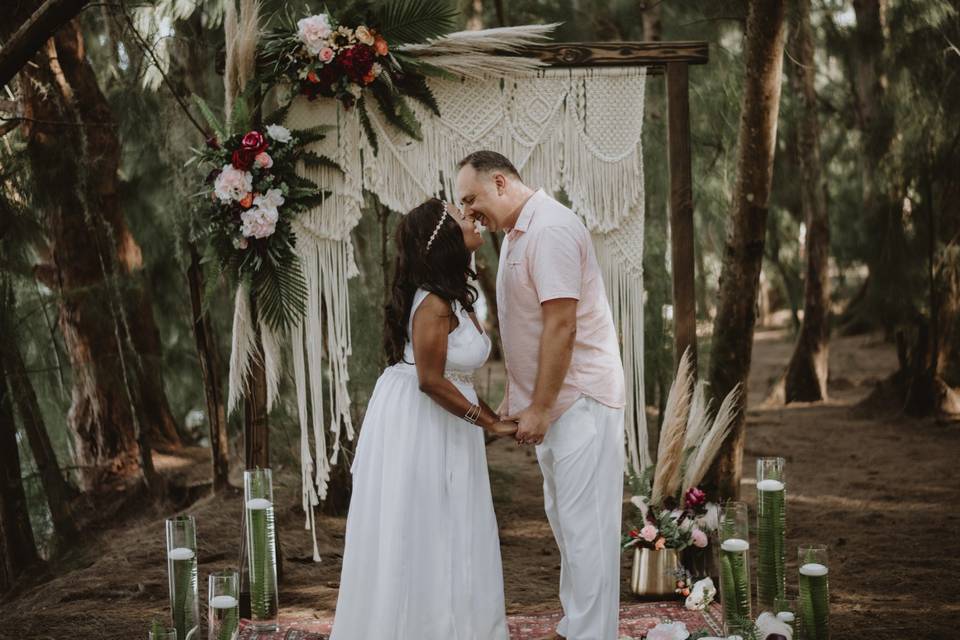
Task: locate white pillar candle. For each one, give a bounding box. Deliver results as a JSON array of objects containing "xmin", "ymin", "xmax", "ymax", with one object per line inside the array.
[
  {"xmin": 800, "ymin": 562, "xmax": 829, "ymax": 577},
  {"xmin": 210, "ymin": 595, "xmax": 238, "ymax": 609},
  {"xmin": 167, "ymin": 547, "xmax": 195, "ymax": 561},
  {"xmin": 246, "ymin": 498, "xmax": 272, "ymax": 510},
  {"xmin": 756, "ymin": 479, "xmax": 785, "ymax": 492},
  {"xmin": 721, "ymin": 538, "xmax": 750, "ymax": 552}
]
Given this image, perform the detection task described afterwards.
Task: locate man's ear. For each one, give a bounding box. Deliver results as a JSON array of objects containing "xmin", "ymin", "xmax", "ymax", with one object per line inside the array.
[{"xmin": 494, "ymin": 173, "xmax": 506, "ymax": 194}]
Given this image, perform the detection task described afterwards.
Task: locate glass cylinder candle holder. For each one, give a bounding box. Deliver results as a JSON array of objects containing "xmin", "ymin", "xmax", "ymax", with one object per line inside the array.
[
  {"xmin": 208, "ymin": 570, "xmax": 240, "ymax": 640},
  {"xmin": 148, "ymin": 626, "xmax": 177, "ymax": 640},
  {"xmin": 165, "ymin": 515, "xmax": 199, "ymax": 640},
  {"xmin": 798, "ymin": 544, "xmax": 830, "ymax": 640},
  {"xmin": 756, "ymin": 457, "xmax": 786, "ymax": 608},
  {"xmin": 244, "ymin": 468, "xmax": 279, "ymax": 631},
  {"xmin": 774, "ymin": 595, "xmax": 801, "ymax": 638},
  {"xmin": 718, "ymin": 501, "xmax": 752, "ymax": 635}
]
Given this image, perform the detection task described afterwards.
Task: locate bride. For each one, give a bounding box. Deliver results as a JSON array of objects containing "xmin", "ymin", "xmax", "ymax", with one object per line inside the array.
[{"xmin": 330, "ymin": 198, "xmax": 517, "ymax": 640}]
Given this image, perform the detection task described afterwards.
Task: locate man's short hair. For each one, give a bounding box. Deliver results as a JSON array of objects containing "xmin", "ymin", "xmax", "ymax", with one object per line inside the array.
[{"xmin": 457, "ymin": 150, "xmax": 521, "ymax": 180}]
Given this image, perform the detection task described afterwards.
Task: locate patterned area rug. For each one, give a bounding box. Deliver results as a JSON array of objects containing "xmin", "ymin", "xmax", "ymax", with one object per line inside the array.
[{"xmin": 238, "ymin": 601, "xmax": 723, "ymax": 639}]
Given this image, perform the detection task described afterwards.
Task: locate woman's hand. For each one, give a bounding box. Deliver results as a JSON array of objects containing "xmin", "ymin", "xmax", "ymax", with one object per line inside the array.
[{"xmin": 486, "ymin": 420, "xmax": 519, "ymax": 437}]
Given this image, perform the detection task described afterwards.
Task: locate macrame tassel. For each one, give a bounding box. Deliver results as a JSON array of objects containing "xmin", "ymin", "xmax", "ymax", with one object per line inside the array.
[
  {"xmin": 594, "ymin": 218, "xmax": 651, "ymax": 474},
  {"xmin": 227, "ymin": 283, "xmax": 257, "ymax": 415}
]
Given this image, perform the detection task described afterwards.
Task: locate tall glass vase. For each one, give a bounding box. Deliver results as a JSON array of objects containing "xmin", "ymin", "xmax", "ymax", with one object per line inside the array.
[
  {"xmin": 718, "ymin": 501, "xmax": 752, "ymax": 636},
  {"xmin": 756, "ymin": 457, "xmax": 786, "ymax": 608},
  {"xmin": 208, "ymin": 570, "xmax": 240, "ymax": 640},
  {"xmin": 165, "ymin": 515, "xmax": 199, "ymax": 640},
  {"xmin": 244, "ymin": 468, "xmax": 279, "ymax": 631},
  {"xmin": 798, "ymin": 544, "xmax": 830, "ymax": 640}
]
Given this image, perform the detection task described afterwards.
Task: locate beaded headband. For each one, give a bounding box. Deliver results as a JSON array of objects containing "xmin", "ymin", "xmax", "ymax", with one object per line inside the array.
[{"xmin": 425, "ymin": 208, "xmax": 452, "ymax": 253}]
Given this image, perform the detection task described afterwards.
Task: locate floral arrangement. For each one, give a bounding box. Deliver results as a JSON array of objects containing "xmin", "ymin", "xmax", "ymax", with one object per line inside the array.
[
  {"xmin": 623, "ymin": 350, "xmax": 739, "ymax": 557},
  {"xmin": 623, "ymin": 481, "xmax": 719, "ymax": 553},
  {"xmin": 192, "ymin": 101, "xmax": 334, "ymax": 330},
  {"xmin": 259, "ymin": 1, "xmax": 457, "ymax": 152}
]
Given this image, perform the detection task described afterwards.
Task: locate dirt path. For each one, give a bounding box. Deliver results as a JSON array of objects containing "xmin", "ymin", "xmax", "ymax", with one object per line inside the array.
[{"xmin": 1, "ymin": 332, "xmax": 956, "ymax": 639}]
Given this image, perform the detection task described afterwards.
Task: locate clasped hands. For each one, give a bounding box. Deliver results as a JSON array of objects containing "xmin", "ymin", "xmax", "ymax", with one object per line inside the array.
[{"xmin": 488, "ymin": 405, "xmax": 550, "ymax": 446}]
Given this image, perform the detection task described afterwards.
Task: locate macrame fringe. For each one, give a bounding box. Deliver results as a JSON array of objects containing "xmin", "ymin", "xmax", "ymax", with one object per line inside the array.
[{"xmin": 280, "ymin": 64, "xmax": 650, "ymax": 560}]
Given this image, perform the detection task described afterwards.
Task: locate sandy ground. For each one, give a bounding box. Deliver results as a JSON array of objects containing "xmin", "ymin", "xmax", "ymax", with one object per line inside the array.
[{"xmin": 1, "ymin": 330, "xmax": 958, "ymax": 639}]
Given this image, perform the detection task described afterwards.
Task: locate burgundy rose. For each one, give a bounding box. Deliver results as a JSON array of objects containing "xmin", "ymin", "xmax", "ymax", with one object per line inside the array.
[
  {"xmin": 231, "ymin": 147, "xmax": 257, "ymax": 171},
  {"xmin": 205, "ymin": 168, "xmax": 220, "ymax": 183},
  {"xmin": 684, "ymin": 486, "xmax": 707, "ymax": 510},
  {"xmin": 241, "ymin": 131, "xmax": 267, "ymax": 153},
  {"xmin": 337, "ymin": 44, "xmax": 375, "ymax": 83}
]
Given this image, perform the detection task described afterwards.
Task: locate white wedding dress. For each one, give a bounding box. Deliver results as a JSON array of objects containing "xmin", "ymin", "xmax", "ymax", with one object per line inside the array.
[{"xmin": 330, "ymin": 288, "xmax": 509, "ymax": 640}]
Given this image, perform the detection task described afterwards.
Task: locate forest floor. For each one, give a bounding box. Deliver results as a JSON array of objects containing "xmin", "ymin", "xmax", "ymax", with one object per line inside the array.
[{"xmin": 0, "ymin": 330, "xmax": 958, "ymax": 639}]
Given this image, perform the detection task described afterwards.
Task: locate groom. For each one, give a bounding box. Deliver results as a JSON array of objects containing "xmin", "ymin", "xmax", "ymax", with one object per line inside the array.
[{"xmin": 456, "ymin": 151, "xmax": 626, "ymax": 640}]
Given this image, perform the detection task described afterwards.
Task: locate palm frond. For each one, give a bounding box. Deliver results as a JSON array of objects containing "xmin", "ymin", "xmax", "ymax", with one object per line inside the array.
[
  {"xmin": 373, "ymin": 0, "xmax": 457, "ymax": 46},
  {"xmin": 251, "ymin": 238, "xmax": 308, "ymax": 331}
]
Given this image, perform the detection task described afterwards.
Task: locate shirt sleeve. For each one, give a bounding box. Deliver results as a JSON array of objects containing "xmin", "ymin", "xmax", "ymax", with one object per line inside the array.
[{"xmin": 529, "ymin": 225, "xmax": 583, "ymax": 303}]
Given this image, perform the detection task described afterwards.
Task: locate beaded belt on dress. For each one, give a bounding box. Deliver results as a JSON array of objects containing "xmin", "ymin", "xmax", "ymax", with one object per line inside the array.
[
  {"xmin": 389, "ymin": 363, "xmax": 474, "ymax": 386},
  {"xmin": 443, "ymin": 370, "xmax": 475, "ymax": 385}
]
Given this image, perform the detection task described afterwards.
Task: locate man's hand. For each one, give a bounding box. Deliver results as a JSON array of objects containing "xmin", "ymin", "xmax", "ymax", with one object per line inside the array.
[{"xmin": 505, "ymin": 405, "xmax": 551, "ymax": 446}]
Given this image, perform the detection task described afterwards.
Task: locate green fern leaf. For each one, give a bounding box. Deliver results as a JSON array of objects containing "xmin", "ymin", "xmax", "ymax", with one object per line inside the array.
[
  {"xmin": 194, "ymin": 96, "xmax": 226, "ymax": 140},
  {"xmin": 358, "ymin": 96, "xmax": 379, "ymax": 155}
]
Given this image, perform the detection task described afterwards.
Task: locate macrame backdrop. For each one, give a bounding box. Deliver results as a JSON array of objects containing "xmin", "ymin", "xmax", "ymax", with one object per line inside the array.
[{"xmin": 284, "ymin": 67, "xmax": 650, "ymax": 560}]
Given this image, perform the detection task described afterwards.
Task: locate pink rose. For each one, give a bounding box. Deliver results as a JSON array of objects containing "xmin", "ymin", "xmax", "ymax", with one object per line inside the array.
[
  {"xmin": 318, "ymin": 46, "xmax": 334, "ymax": 63},
  {"xmin": 639, "ymin": 524, "xmax": 658, "ymax": 542},
  {"xmin": 254, "ymin": 152, "xmax": 273, "ymax": 169},
  {"xmin": 691, "ymin": 527, "xmax": 708, "ymax": 548}
]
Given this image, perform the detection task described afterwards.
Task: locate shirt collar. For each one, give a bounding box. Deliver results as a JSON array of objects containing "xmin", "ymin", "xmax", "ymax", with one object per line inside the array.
[{"xmin": 509, "ymin": 188, "xmax": 546, "ymax": 234}]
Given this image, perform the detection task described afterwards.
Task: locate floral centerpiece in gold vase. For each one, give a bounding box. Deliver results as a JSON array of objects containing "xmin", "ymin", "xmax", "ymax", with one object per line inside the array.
[{"xmin": 623, "ymin": 349, "xmax": 741, "ymax": 598}]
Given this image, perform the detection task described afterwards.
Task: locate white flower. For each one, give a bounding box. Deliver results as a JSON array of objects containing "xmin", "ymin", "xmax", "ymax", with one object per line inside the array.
[
  {"xmin": 756, "ymin": 612, "xmax": 793, "ymax": 640},
  {"xmin": 297, "ymin": 14, "xmax": 332, "ymax": 55},
  {"xmin": 355, "ymin": 25, "xmax": 375, "ymax": 46},
  {"xmin": 646, "ymin": 621, "xmax": 689, "ymax": 640},
  {"xmin": 702, "ymin": 503, "xmax": 720, "ymax": 532},
  {"xmin": 371, "ymin": 61, "xmax": 383, "ymax": 78},
  {"xmin": 254, "ymin": 188, "xmax": 285, "ymax": 210},
  {"xmin": 266, "ymin": 124, "xmax": 291, "ymax": 143},
  {"xmin": 684, "ymin": 577, "xmax": 716, "ymax": 611},
  {"xmin": 214, "ymin": 164, "xmax": 253, "ymax": 203},
  {"xmin": 240, "ymin": 204, "xmax": 279, "ymax": 239}
]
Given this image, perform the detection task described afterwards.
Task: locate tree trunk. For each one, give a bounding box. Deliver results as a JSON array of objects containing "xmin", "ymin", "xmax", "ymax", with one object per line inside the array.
[
  {"xmin": 187, "ymin": 243, "xmax": 230, "ymax": 492},
  {"xmin": 848, "ymin": 0, "xmax": 906, "ymax": 332},
  {"xmin": 3, "ymin": 339, "xmax": 78, "ymax": 543},
  {"xmin": 16, "ymin": 18, "xmax": 177, "ymax": 491},
  {"xmin": 0, "ymin": 357, "xmax": 39, "ymax": 593},
  {"xmin": 707, "ymin": 0, "xmax": 787, "ymax": 500},
  {"xmin": 782, "ymin": 0, "xmax": 830, "ymax": 403}
]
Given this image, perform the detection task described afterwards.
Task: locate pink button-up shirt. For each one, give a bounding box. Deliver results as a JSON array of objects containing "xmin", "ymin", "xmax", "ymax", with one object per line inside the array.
[{"xmin": 496, "ymin": 189, "xmax": 625, "ymax": 423}]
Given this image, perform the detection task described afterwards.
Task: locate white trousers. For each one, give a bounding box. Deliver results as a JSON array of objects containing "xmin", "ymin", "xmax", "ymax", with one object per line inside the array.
[{"xmin": 536, "ymin": 396, "xmax": 625, "ymax": 640}]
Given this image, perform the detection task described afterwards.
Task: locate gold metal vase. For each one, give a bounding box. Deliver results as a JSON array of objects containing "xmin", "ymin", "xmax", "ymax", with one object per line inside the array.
[{"xmin": 631, "ymin": 547, "xmax": 681, "ymax": 597}]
